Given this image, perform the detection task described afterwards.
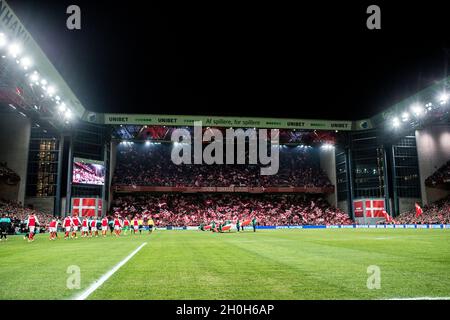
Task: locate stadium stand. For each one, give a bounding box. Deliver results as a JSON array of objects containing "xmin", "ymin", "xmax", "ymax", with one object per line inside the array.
[
  {"xmin": 112, "ymin": 143, "xmax": 332, "ymax": 188},
  {"xmin": 425, "ymin": 160, "xmax": 450, "ymax": 187},
  {"xmin": 393, "ymin": 196, "xmax": 450, "ymax": 224},
  {"xmin": 111, "ymin": 193, "xmax": 352, "ymax": 227},
  {"xmin": 0, "ymin": 199, "xmax": 52, "ymax": 234}
]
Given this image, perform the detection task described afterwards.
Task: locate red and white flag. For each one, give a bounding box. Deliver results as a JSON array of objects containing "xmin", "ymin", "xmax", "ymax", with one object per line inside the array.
[
  {"xmin": 415, "ymin": 203, "xmax": 423, "ymax": 217},
  {"xmin": 73, "ymin": 198, "xmax": 99, "ymax": 217},
  {"xmin": 364, "ymin": 199, "xmax": 385, "ymax": 218},
  {"xmin": 382, "ymin": 210, "xmax": 393, "ymax": 223}
]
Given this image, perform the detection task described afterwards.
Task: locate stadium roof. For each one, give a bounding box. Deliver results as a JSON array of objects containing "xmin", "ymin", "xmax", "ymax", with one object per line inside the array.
[
  {"xmin": 1, "ymin": 0, "xmax": 448, "ymax": 133},
  {"xmin": 0, "ymin": 0, "xmax": 85, "ymax": 119}
]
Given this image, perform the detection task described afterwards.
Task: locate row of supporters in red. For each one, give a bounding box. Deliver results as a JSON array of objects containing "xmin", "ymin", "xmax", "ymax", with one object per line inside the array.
[
  {"xmin": 113, "ymin": 143, "xmax": 332, "ymax": 188},
  {"xmin": 111, "ymin": 193, "xmax": 353, "ymax": 227}
]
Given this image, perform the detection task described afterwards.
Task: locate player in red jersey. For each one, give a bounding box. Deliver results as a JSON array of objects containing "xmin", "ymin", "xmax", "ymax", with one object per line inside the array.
[
  {"xmin": 113, "ymin": 216, "xmax": 122, "ymax": 236},
  {"xmin": 132, "ymin": 217, "xmax": 139, "ymax": 235},
  {"xmin": 101, "ymin": 216, "xmax": 109, "ymax": 237},
  {"xmin": 26, "ymin": 213, "xmax": 39, "ymax": 242},
  {"xmin": 71, "ymin": 215, "xmax": 81, "ymax": 239},
  {"xmin": 81, "ymin": 217, "xmax": 89, "ymax": 237},
  {"xmin": 48, "ymin": 218, "xmax": 58, "ymax": 240},
  {"xmin": 90, "ymin": 218, "xmax": 98, "ymax": 237},
  {"xmin": 63, "ymin": 216, "xmax": 73, "ymax": 239}
]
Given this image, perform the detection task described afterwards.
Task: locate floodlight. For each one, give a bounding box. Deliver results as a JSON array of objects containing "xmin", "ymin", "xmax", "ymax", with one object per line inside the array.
[
  {"xmin": 8, "ymin": 43, "xmax": 21, "ymax": 57},
  {"xmin": 392, "ymin": 117, "xmax": 400, "ymax": 128},
  {"xmin": 58, "ymin": 104, "xmax": 66, "ymax": 113},
  {"xmin": 0, "ymin": 33, "xmax": 7, "ymax": 47},
  {"xmin": 410, "ymin": 104, "xmax": 424, "ymax": 117},
  {"xmin": 64, "ymin": 109, "xmax": 72, "ymax": 119},
  {"xmin": 321, "ymin": 143, "xmax": 334, "ymax": 150},
  {"xmin": 20, "ymin": 56, "xmax": 32, "ymax": 69},
  {"xmin": 401, "ymin": 112, "xmax": 409, "ymax": 122},
  {"xmin": 46, "ymin": 86, "xmax": 56, "ymax": 96},
  {"xmin": 30, "ymin": 72, "xmax": 39, "ymax": 82},
  {"xmin": 438, "ymin": 92, "xmax": 449, "ymax": 105}
]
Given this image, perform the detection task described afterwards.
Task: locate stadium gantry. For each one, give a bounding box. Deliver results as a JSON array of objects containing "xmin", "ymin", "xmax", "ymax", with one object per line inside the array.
[{"xmin": 0, "ymin": 0, "xmax": 449, "ymax": 224}]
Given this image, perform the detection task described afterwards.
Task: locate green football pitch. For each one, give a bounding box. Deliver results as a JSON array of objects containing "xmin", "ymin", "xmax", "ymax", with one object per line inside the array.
[{"xmin": 0, "ymin": 229, "xmax": 449, "ymax": 300}]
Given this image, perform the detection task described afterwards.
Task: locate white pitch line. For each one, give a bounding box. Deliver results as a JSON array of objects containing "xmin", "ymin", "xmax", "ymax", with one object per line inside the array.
[
  {"xmin": 73, "ymin": 242, "xmax": 147, "ymax": 300},
  {"xmin": 386, "ymin": 297, "xmax": 450, "ymax": 300}
]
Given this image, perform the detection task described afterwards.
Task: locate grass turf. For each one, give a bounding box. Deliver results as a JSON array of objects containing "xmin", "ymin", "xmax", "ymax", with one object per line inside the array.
[{"xmin": 0, "ymin": 229, "xmax": 449, "ymax": 300}]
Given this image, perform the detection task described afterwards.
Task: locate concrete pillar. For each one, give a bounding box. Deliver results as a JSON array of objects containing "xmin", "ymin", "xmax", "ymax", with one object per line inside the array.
[
  {"xmin": 319, "ymin": 147, "xmax": 337, "ymax": 207},
  {"xmin": 0, "ymin": 112, "xmax": 31, "ymax": 205},
  {"xmin": 415, "ymin": 126, "xmax": 450, "ymax": 204}
]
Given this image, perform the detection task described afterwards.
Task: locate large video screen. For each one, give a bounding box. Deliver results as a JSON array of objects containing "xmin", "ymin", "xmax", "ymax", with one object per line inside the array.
[{"xmin": 72, "ymin": 158, "xmax": 105, "ymax": 185}]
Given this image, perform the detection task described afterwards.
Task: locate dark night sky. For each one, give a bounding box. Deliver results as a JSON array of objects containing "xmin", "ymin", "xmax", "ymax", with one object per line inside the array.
[{"xmin": 6, "ymin": 1, "xmax": 450, "ymax": 120}]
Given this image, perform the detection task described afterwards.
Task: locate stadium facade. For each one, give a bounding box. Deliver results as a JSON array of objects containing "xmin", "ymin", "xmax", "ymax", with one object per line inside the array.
[{"xmin": 0, "ymin": 0, "xmax": 449, "ymax": 223}]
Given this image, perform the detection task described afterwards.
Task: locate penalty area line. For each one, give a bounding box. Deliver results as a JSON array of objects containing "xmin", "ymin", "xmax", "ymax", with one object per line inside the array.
[{"xmin": 73, "ymin": 242, "xmax": 147, "ymax": 300}]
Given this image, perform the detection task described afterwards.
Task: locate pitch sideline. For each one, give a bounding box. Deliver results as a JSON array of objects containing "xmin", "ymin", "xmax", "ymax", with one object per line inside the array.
[{"xmin": 73, "ymin": 242, "xmax": 148, "ymax": 300}]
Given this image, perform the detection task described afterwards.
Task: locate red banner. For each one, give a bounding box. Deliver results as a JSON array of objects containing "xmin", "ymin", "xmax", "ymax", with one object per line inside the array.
[
  {"xmin": 353, "ymin": 199, "xmax": 386, "ymax": 218},
  {"xmin": 353, "ymin": 200, "xmax": 364, "ymax": 217},
  {"xmin": 72, "ymin": 198, "xmax": 102, "ymax": 217},
  {"xmin": 365, "ymin": 199, "xmax": 385, "ymax": 217}
]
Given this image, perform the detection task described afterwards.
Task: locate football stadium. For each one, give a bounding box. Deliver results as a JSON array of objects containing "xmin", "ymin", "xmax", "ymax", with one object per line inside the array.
[{"xmin": 0, "ymin": 1, "xmax": 450, "ymax": 301}]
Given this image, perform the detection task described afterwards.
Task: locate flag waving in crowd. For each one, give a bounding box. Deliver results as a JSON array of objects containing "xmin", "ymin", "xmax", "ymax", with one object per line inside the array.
[
  {"xmin": 382, "ymin": 210, "xmax": 393, "ymax": 223},
  {"xmin": 415, "ymin": 203, "xmax": 423, "ymax": 218}
]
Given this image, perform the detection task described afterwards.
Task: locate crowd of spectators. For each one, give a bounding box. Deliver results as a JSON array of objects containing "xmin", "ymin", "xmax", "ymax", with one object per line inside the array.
[
  {"xmin": 113, "ymin": 144, "xmax": 332, "ymax": 188},
  {"xmin": 425, "ymin": 160, "xmax": 450, "ymax": 187},
  {"xmin": 111, "ymin": 193, "xmax": 353, "ymax": 227},
  {"xmin": 393, "ymin": 196, "xmax": 450, "ymax": 224},
  {"xmin": 73, "ymin": 163, "xmax": 104, "ymax": 185},
  {"xmin": 0, "ymin": 199, "xmax": 53, "ymax": 234}
]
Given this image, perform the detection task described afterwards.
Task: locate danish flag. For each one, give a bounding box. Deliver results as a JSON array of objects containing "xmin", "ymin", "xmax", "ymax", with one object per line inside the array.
[
  {"xmin": 364, "ymin": 199, "xmax": 385, "ymax": 218},
  {"xmin": 73, "ymin": 198, "xmax": 99, "ymax": 217}
]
